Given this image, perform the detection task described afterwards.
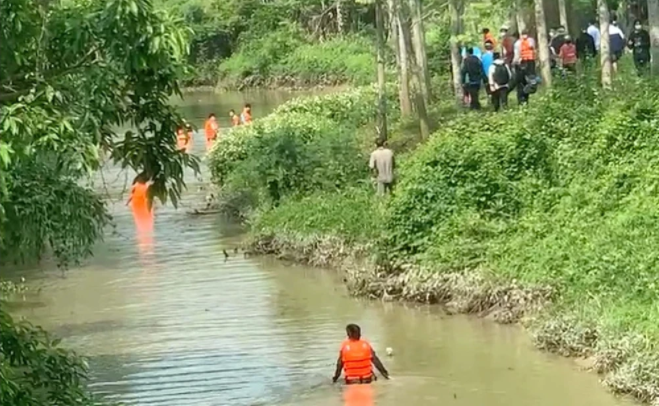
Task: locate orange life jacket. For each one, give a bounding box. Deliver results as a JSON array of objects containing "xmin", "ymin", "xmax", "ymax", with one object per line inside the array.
[
  {"xmin": 559, "ymin": 43, "xmax": 577, "ymax": 65},
  {"xmin": 204, "ymin": 119, "xmax": 218, "ymax": 141},
  {"xmin": 520, "ymin": 37, "xmax": 535, "ymax": 61},
  {"xmin": 231, "ymin": 114, "xmax": 241, "ymax": 126},
  {"xmin": 130, "ymin": 182, "xmax": 150, "ymax": 213},
  {"xmin": 340, "ymin": 339, "xmax": 373, "ymax": 380}
]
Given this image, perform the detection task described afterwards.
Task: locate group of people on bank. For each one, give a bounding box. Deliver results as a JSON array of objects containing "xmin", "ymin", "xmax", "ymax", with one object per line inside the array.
[
  {"xmin": 175, "ymin": 103, "xmax": 253, "ymax": 152},
  {"xmin": 460, "ymin": 19, "xmax": 652, "ymax": 111}
]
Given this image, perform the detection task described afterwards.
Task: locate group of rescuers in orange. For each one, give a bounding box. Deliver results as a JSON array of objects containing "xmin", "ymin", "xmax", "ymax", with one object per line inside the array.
[
  {"xmin": 130, "ymin": 104, "xmax": 252, "ymax": 248},
  {"xmin": 176, "ymin": 104, "xmax": 252, "ymax": 152}
]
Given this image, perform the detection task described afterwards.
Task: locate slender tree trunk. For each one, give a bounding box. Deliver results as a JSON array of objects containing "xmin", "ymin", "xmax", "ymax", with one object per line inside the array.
[
  {"xmin": 449, "ymin": 0, "xmax": 464, "ymax": 105},
  {"xmin": 558, "ymin": 0, "xmax": 568, "ymax": 31},
  {"xmin": 534, "ymin": 0, "xmax": 552, "ymax": 87},
  {"xmin": 508, "ymin": 9, "xmax": 518, "ymax": 34},
  {"xmin": 408, "ymin": 0, "xmax": 431, "ymax": 103},
  {"xmin": 391, "ymin": 0, "xmax": 412, "ymax": 115},
  {"xmin": 598, "ymin": 0, "xmax": 612, "ymax": 87},
  {"xmin": 375, "ymin": 0, "xmax": 388, "ymax": 140},
  {"xmin": 648, "ymin": 0, "xmax": 659, "ymax": 74},
  {"xmin": 516, "ymin": 0, "xmax": 527, "ymax": 33},
  {"xmin": 337, "ymin": 0, "xmax": 344, "ymax": 35}
]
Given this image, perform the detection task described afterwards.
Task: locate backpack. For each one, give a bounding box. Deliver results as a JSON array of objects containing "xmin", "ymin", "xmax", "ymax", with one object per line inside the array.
[
  {"xmin": 492, "ymin": 64, "xmax": 510, "ymax": 86},
  {"xmin": 523, "ymin": 75, "xmax": 538, "ymax": 94}
]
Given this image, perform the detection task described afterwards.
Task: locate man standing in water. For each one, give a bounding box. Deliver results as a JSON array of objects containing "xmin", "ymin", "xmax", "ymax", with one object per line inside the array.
[
  {"xmin": 369, "ymin": 138, "xmax": 394, "ymax": 195},
  {"xmin": 332, "ymin": 324, "xmax": 390, "ymax": 384}
]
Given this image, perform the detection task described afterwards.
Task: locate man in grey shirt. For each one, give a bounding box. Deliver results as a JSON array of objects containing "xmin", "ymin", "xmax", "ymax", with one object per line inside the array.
[{"xmin": 369, "ymin": 138, "xmax": 394, "ymax": 195}]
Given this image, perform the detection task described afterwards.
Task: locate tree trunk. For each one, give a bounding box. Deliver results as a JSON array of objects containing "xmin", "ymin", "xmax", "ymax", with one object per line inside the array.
[
  {"xmin": 648, "ymin": 0, "xmax": 659, "ymax": 74},
  {"xmin": 516, "ymin": 0, "xmax": 527, "ymax": 33},
  {"xmin": 391, "ymin": 0, "xmax": 412, "ymax": 115},
  {"xmin": 558, "ymin": 0, "xmax": 568, "ymax": 31},
  {"xmin": 534, "ymin": 0, "xmax": 552, "ymax": 88},
  {"xmin": 598, "ymin": 0, "xmax": 612, "ymax": 87},
  {"xmin": 337, "ymin": 0, "xmax": 344, "ymax": 35},
  {"xmin": 375, "ymin": 0, "xmax": 388, "ymax": 140},
  {"xmin": 449, "ymin": 0, "xmax": 464, "ymax": 105},
  {"xmin": 408, "ymin": 0, "xmax": 431, "ymax": 103}
]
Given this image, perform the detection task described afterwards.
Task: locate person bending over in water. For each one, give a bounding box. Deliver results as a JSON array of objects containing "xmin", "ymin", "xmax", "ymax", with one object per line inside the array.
[{"xmin": 332, "ymin": 324, "xmax": 390, "ymax": 384}]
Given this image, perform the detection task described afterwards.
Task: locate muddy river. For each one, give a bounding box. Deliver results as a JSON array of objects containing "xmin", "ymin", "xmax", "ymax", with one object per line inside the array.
[{"xmin": 3, "ymin": 90, "xmax": 634, "ymax": 406}]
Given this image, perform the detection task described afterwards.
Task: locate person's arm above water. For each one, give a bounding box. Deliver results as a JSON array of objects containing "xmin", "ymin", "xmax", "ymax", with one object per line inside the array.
[
  {"xmin": 371, "ymin": 350, "xmax": 390, "ymax": 379},
  {"xmin": 332, "ymin": 354, "xmax": 343, "ymax": 383}
]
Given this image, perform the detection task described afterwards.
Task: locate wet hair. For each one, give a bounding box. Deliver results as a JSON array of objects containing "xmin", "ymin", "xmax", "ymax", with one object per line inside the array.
[
  {"xmin": 244, "ymin": 103, "xmax": 251, "ymax": 109},
  {"xmin": 466, "ymin": 46, "xmax": 474, "ymax": 55},
  {"xmin": 482, "ymin": 28, "xmax": 490, "ymax": 35},
  {"xmin": 521, "ymin": 28, "xmax": 530, "ymax": 36},
  {"xmin": 134, "ymin": 172, "xmax": 149, "ymax": 184},
  {"xmin": 208, "ymin": 113, "xmax": 216, "ymax": 118},
  {"xmin": 346, "ymin": 324, "xmax": 361, "ymax": 340},
  {"xmin": 375, "ymin": 137, "xmax": 385, "ymax": 148}
]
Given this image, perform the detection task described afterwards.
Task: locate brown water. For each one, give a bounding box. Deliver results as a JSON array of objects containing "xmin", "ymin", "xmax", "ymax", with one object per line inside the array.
[{"xmin": 5, "ymin": 90, "xmax": 635, "ymax": 406}]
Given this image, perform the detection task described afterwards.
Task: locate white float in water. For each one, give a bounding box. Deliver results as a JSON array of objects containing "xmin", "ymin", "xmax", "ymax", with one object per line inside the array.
[{"xmin": 385, "ymin": 347, "xmax": 393, "ymax": 356}]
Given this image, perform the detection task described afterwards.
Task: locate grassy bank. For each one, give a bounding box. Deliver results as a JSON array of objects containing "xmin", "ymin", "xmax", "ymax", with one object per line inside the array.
[
  {"xmin": 208, "ymin": 80, "xmax": 659, "ymax": 403},
  {"xmin": 217, "ymin": 30, "xmax": 377, "ymax": 89}
]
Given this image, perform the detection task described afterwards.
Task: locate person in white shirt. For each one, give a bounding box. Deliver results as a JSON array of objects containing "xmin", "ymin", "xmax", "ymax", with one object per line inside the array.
[
  {"xmin": 609, "ymin": 21, "xmax": 626, "ymax": 72},
  {"xmin": 487, "ymin": 53, "xmax": 513, "ymax": 112},
  {"xmin": 587, "ymin": 21, "xmax": 601, "ymax": 52}
]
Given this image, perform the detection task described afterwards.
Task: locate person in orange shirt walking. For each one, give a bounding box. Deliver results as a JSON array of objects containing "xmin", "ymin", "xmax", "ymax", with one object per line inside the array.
[
  {"xmin": 229, "ymin": 109, "xmax": 241, "ymax": 127},
  {"xmin": 332, "ymin": 324, "xmax": 390, "ymax": 385},
  {"xmin": 240, "ymin": 103, "xmax": 252, "ymax": 125},
  {"xmin": 204, "ymin": 113, "xmax": 219, "ymax": 150}
]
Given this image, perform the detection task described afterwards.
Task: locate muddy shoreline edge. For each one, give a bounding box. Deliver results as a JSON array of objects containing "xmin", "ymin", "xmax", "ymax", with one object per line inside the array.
[{"xmin": 245, "ymin": 232, "xmax": 659, "ymax": 405}]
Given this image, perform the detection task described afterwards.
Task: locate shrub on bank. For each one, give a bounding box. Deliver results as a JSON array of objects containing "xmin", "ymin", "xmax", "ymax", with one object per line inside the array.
[
  {"xmin": 207, "ymin": 87, "xmax": 391, "ymax": 214},
  {"xmin": 217, "ymin": 30, "xmax": 375, "ymax": 88},
  {"xmin": 273, "ymin": 35, "xmax": 375, "ymax": 86}
]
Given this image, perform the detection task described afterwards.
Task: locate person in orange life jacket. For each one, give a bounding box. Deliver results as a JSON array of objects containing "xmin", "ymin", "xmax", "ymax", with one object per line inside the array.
[
  {"xmin": 461, "ymin": 47, "xmax": 485, "ymax": 110},
  {"xmin": 229, "ymin": 109, "xmax": 241, "ymax": 126},
  {"xmin": 558, "ymin": 35, "xmax": 578, "ymax": 73},
  {"xmin": 240, "ymin": 103, "xmax": 252, "ymax": 124},
  {"xmin": 482, "ymin": 27, "xmax": 497, "ymax": 49},
  {"xmin": 513, "ymin": 29, "xmax": 537, "ymax": 105},
  {"xmin": 332, "ymin": 324, "xmax": 390, "ymax": 384}
]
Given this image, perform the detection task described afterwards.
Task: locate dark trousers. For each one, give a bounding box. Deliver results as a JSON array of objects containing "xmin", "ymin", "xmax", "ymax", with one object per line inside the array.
[
  {"xmin": 516, "ymin": 60, "xmax": 535, "ymax": 105},
  {"xmin": 464, "ymin": 84, "xmax": 481, "ymax": 110},
  {"xmin": 491, "ymin": 87, "xmax": 509, "ymax": 112},
  {"xmin": 634, "ymin": 57, "xmax": 649, "ymax": 76}
]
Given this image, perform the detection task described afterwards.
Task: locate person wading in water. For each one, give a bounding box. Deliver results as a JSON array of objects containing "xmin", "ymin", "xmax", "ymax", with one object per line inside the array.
[{"xmin": 332, "ymin": 324, "xmax": 390, "ymax": 384}]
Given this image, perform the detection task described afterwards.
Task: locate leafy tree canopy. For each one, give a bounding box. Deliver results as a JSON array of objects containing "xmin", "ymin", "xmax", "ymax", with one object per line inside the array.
[{"xmin": 0, "ymin": 0, "xmax": 199, "ymax": 266}]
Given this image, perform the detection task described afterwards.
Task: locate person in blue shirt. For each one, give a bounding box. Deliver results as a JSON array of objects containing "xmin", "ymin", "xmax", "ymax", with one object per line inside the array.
[{"xmin": 481, "ymin": 41, "xmax": 495, "ymax": 78}]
